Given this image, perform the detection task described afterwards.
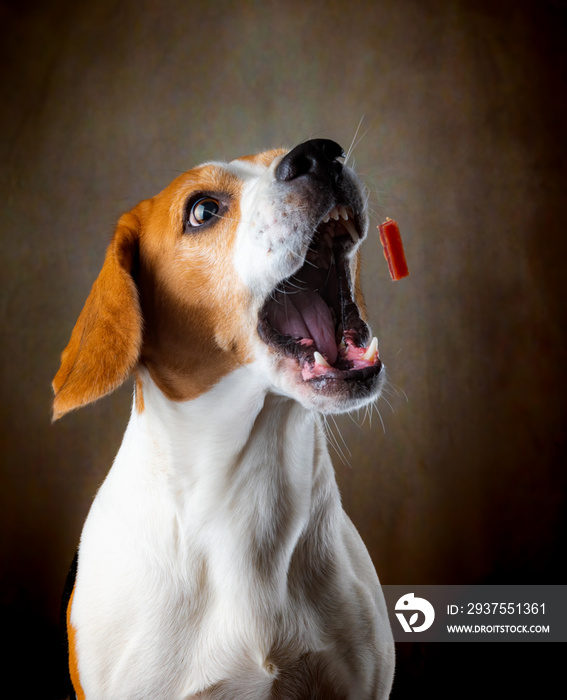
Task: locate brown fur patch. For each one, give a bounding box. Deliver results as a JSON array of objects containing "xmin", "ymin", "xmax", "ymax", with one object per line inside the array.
[
  {"xmin": 352, "ymin": 250, "xmax": 368, "ymax": 322},
  {"xmin": 136, "ymin": 165, "xmax": 255, "ymax": 401},
  {"xmin": 66, "ymin": 587, "xmax": 86, "ymax": 700},
  {"xmin": 237, "ymin": 149, "xmax": 286, "ymax": 168},
  {"xmin": 52, "ymin": 212, "xmax": 142, "ymax": 419},
  {"xmin": 135, "ymin": 373, "xmax": 145, "ymax": 413},
  {"xmin": 53, "ymin": 161, "xmax": 264, "ymax": 417}
]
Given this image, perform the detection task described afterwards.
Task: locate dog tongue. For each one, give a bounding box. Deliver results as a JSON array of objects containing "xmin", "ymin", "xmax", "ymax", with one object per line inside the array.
[
  {"xmin": 268, "ymin": 291, "xmax": 338, "ymax": 365},
  {"xmin": 292, "ymin": 291, "xmax": 338, "ymax": 365}
]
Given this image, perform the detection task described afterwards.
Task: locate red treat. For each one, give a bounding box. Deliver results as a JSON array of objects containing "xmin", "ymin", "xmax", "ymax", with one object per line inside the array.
[{"xmin": 378, "ymin": 218, "xmax": 409, "ymax": 281}]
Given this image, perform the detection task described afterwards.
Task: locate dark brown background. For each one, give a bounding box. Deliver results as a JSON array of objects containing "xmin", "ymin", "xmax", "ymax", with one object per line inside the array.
[{"xmin": 1, "ymin": 0, "xmax": 566, "ymax": 697}]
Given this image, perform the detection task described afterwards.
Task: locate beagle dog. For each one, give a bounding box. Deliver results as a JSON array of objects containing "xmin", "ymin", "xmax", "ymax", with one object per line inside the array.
[{"xmin": 55, "ymin": 140, "xmax": 395, "ymax": 699}]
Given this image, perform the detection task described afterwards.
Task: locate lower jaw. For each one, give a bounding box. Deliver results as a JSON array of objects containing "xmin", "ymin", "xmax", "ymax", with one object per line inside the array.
[
  {"xmin": 302, "ymin": 359, "xmax": 382, "ymax": 383},
  {"xmin": 269, "ymin": 353, "xmax": 385, "ymax": 415}
]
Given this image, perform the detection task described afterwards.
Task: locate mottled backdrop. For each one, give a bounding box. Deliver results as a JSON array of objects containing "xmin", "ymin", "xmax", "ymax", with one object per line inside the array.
[{"xmin": 1, "ymin": 0, "xmax": 565, "ymax": 697}]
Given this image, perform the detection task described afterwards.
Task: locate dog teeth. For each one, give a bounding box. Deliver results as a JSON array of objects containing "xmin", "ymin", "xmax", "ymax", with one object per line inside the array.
[
  {"xmin": 342, "ymin": 218, "xmax": 358, "ymax": 242},
  {"xmin": 314, "ymin": 351, "xmax": 331, "ymax": 368},
  {"xmin": 362, "ymin": 337, "xmax": 378, "ymax": 362},
  {"xmin": 321, "ymin": 207, "xmax": 357, "ymax": 239}
]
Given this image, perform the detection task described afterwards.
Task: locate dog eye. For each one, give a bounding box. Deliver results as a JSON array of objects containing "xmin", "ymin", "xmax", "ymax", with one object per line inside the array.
[{"xmin": 188, "ymin": 198, "xmax": 220, "ymax": 227}]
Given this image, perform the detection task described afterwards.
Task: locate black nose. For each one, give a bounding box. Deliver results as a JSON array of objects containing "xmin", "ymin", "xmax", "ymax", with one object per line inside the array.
[{"xmin": 275, "ymin": 139, "xmax": 345, "ymax": 183}]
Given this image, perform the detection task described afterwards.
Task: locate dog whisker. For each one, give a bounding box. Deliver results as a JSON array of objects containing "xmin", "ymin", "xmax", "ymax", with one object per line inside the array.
[
  {"xmin": 321, "ymin": 417, "xmax": 351, "ymax": 467},
  {"xmin": 375, "ymin": 400, "xmax": 387, "ymax": 434},
  {"xmin": 382, "ymin": 376, "xmax": 409, "ymax": 403},
  {"xmin": 329, "ymin": 414, "xmax": 352, "ymax": 459},
  {"xmin": 281, "ymin": 241, "xmax": 319, "ymax": 269},
  {"xmin": 284, "ymin": 277, "xmax": 308, "ymax": 291},
  {"xmin": 379, "ymin": 394, "xmax": 395, "ymax": 414},
  {"xmin": 344, "ymin": 116, "xmax": 365, "ymax": 166},
  {"xmin": 345, "ymin": 410, "xmax": 364, "ymax": 431}
]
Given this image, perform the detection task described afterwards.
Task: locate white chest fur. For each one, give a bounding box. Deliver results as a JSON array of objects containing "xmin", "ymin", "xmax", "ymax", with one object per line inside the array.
[{"xmin": 70, "ymin": 367, "xmax": 394, "ymax": 699}]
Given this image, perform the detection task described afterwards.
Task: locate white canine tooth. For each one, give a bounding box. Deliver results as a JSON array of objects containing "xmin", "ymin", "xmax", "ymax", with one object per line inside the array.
[
  {"xmin": 362, "ymin": 337, "xmax": 378, "ymax": 361},
  {"xmin": 339, "ymin": 205, "xmax": 348, "ymax": 220},
  {"xmin": 314, "ymin": 351, "xmax": 331, "ymax": 368},
  {"xmin": 322, "ymin": 213, "xmax": 330, "ymax": 223},
  {"xmin": 343, "ymin": 218, "xmax": 358, "ymax": 241},
  {"xmin": 330, "ymin": 207, "xmax": 339, "ymax": 221}
]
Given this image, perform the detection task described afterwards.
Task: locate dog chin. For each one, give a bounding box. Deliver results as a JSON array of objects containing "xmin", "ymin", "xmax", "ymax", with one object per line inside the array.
[{"xmin": 261, "ymin": 353, "xmax": 385, "ymax": 415}]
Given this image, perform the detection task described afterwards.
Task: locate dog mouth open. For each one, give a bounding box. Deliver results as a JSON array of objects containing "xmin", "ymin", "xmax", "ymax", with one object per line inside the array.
[{"xmin": 257, "ymin": 205, "xmax": 382, "ymax": 385}]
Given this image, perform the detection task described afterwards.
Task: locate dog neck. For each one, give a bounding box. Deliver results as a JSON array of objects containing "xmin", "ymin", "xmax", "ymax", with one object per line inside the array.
[{"xmin": 122, "ymin": 367, "xmax": 339, "ymax": 593}]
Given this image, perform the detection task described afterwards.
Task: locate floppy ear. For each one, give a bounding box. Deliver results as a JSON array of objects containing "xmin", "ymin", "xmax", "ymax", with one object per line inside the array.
[{"xmin": 52, "ymin": 211, "xmax": 143, "ymax": 420}]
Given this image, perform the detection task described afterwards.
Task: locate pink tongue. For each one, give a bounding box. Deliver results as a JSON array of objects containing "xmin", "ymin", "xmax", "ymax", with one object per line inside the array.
[{"xmin": 268, "ymin": 291, "xmax": 338, "ymax": 365}]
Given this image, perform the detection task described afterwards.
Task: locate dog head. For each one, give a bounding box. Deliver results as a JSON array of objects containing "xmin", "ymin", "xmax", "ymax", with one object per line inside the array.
[{"xmin": 52, "ymin": 139, "xmax": 383, "ymax": 420}]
